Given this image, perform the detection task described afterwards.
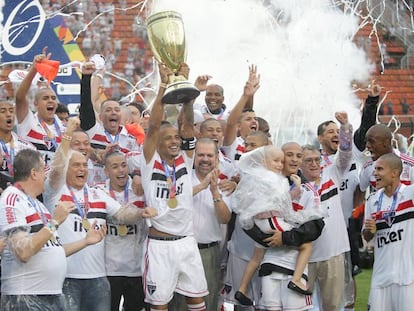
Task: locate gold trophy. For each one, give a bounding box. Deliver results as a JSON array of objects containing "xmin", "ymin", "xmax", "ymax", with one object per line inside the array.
[{"xmin": 146, "ymin": 11, "xmax": 200, "ymax": 104}]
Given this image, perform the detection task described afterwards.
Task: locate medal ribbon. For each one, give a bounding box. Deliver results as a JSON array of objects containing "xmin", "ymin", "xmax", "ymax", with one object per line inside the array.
[
  {"xmin": 104, "ymin": 129, "xmax": 120, "ymax": 144},
  {"xmin": 321, "ymin": 153, "xmax": 332, "ymax": 169},
  {"xmin": 162, "ymin": 160, "xmax": 176, "ymax": 199},
  {"xmin": 39, "ymin": 117, "xmax": 61, "ymax": 149},
  {"xmin": 15, "ymin": 183, "xmax": 47, "ymax": 224},
  {"xmin": 216, "ymin": 107, "xmax": 225, "ymax": 120},
  {"xmin": 68, "ymin": 186, "xmax": 89, "ymax": 219},
  {"xmin": 376, "ymin": 184, "xmax": 401, "ymax": 219},
  {"xmin": 109, "ymin": 179, "xmax": 129, "ymax": 204},
  {"xmin": 0, "ymin": 138, "xmax": 14, "ymax": 176}
]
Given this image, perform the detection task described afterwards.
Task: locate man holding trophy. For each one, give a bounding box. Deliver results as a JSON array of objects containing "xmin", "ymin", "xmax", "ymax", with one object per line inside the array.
[{"xmin": 141, "ymin": 10, "xmax": 208, "ymax": 311}]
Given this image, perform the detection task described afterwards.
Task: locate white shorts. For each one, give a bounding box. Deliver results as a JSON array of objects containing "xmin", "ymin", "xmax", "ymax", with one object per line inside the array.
[
  {"xmin": 368, "ymin": 281, "xmax": 414, "ymax": 311},
  {"xmin": 142, "ymin": 236, "xmax": 208, "ymax": 305},
  {"xmin": 259, "ymin": 272, "xmax": 313, "ymax": 311},
  {"xmin": 221, "ymin": 252, "xmax": 261, "ymax": 306}
]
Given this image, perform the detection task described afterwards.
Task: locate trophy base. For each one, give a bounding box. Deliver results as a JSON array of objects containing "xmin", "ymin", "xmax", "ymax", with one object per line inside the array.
[{"xmin": 162, "ymin": 81, "xmax": 200, "ymax": 104}]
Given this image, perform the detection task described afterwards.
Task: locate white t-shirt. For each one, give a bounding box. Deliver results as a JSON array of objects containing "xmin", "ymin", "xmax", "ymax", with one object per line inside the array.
[
  {"xmin": 0, "ymin": 186, "xmax": 66, "ymax": 294},
  {"xmin": 192, "ymin": 170, "xmax": 231, "ymax": 244}
]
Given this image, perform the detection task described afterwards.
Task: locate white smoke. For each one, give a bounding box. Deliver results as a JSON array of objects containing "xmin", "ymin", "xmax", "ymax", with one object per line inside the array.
[{"xmin": 150, "ymin": 0, "xmax": 374, "ymax": 145}]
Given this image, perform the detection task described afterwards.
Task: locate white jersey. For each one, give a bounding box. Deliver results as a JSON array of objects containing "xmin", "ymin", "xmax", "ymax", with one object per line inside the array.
[
  {"xmin": 43, "ymin": 184, "xmax": 121, "ymax": 278},
  {"xmin": 87, "ymin": 123, "xmax": 140, "ymax": 180},
  {"xmin": 192, "ymin": 170, "xmax": 231, "ymax": 243},
  {"xmin": 16, "ymin": 112, "xmax": 64, "ymax": 169},
  {"xmin": 321, "ymin": 153, "xmax": 360, "ymax": 224},
  {"xmin": 364, "ymin": 184, "xmax": 414, "ymax": 288},
  {"xmin": 126, "ymin": 150, "xmax": 144, "ymax": 175},
  {"xmin": 87, "ymin": 123, "xmax": 139, "ymax": 154},
  {"xmin": 87, "ymin": 159, "xmax": 107, "ymax": 187},
  {"xmin": 97, "ymin": 178, "xmax": 148, "ymax": 277},
  {"xmin": 360, "ymin": 150, "xmax": 414, "ymax": 192},
  {"xmin": 221, "ymin": 136, "xmax": 245, "ymax": 163},
  {"xmin": 308, "ymin": 150, "xmax": 351, "ymax": 262},
  {"xmin": 218, "ymin": 151, "xmax": 238, "ymax": 180},
  {"xmin": 198, "ymin": 105, "xmax": 230, "ymax": 121},
  {"xmin": 0, "ymin": 186, "xmax": 66, "ymax": 295},
  {"xmin": 141, "ymin": 151, "xmax": 194, "ymax": 236}
]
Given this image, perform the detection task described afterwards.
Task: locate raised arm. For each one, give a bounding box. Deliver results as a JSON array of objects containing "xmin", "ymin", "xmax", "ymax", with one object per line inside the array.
[
  {"xmin": 15, "ymin": 49, "xmax": 50, "ymax": 123},
  {"xmin": 79, "ymin": 62, "xmax": 97, "ymax": 131},
  {"xmin": 335, "ymin": 111, "xmax": 353, "ymax": 174},
  {"xmin": 177, "ymin": 64, "xmax": 196, "ymax": 148},
  {"xmin": 223, "ymin": 65, "xmax": 260, "ymax": 146},
  {"xmin": 143, "ymin": 63, "xmax": 172, "ymax": 163},
  {"xmin": 353, "ymin": 81, "xmax": 381, "ymax": 151}
]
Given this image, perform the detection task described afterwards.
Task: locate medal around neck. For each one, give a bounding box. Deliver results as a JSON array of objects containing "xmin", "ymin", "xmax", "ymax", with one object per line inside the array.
[
  {"xmin": 167, "ymin": 197, "xmax": 178, "ymax": 209},
  {"xmin": 118, "ymin": 224, "xmax": 128, "ymax": 236},
  {"xmin": 82, "ymin": 218, "xmax": 91, "ymax": 230}
]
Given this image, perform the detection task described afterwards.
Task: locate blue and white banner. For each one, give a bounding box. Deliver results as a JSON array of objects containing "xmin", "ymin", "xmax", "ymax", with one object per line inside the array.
[{"xmin": 1, "ymin": 0, "xmax": 85, "ymax": 109}]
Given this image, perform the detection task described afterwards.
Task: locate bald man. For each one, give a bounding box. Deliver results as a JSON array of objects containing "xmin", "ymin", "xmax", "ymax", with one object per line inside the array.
[
  {"xmin": 363, "ymin": 153, "xmax": 414, "ymax": 311},
  {"xmin": 360, "ymin": 124, "xmax": 414, "ymax": 193}
]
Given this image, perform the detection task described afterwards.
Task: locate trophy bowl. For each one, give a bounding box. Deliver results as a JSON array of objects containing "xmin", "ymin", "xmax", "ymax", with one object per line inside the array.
[{"xmin": 146, "ymin": 11, "xmax": 200, "ymax": 104}]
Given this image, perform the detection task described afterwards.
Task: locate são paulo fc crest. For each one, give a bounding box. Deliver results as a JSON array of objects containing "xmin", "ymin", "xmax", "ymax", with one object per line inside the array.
[
  {"xmin": 383, "ymin": 211, "xmax": 396, "ymax": 227},
  {"xmin": 147, "ymin": 283, "xmax": 156, "ymax": 295}
]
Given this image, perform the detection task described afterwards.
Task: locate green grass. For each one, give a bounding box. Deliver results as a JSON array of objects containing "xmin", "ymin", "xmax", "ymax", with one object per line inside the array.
[{"xmin": 354, "ymin": 268, "xmax": 372, "ymax": 311}]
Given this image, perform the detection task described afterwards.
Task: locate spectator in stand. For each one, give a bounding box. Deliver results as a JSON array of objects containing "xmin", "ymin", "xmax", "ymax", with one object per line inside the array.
[
  {"xmin": 386, "ymin": 101, "xmax": 393, "ymax": 115},
  {"xmin": 400, "ymin": 98, "xmax": 411, "ymax": 114}
]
